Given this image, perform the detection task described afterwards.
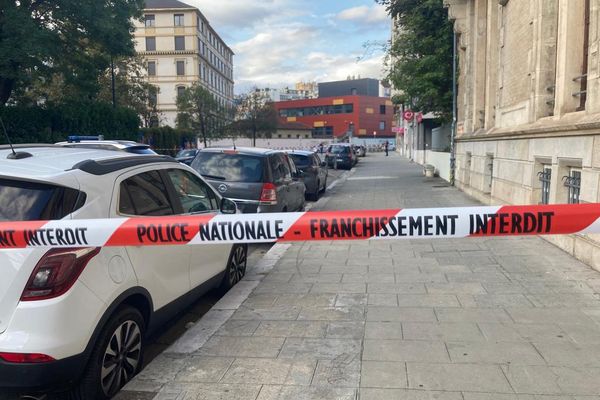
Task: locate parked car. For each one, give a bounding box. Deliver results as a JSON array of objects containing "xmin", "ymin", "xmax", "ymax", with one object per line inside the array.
[
  {"xmin": 325, "ymin": 143, "xmax": 358, "ymax": 170},
  {"xmin": 355, "ymin": 145, "xmax": 367, "ymax": 157},
  {"xmin": 285, "ymin": 150, "xmax": 328, "ymax": 200},
  {"xmin": 175, "ymin": 148, "xmax": 199, "ymax": 165},
  {"xmin": 56, "ymin": 136, "xmax": 156, "ymax": 155},
  {"xmin": 0, "ymin": 145, "xmax": 246, "ymax": 399},
  {"xmin": 191, "ymin": 147, "xmax": 305, "ymax": 213}
]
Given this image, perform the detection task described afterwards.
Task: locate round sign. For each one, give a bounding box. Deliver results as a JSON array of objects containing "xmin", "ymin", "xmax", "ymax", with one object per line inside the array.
[{"xmin": 403, "ymin": 110, "xmax": 414, "ymax": 121}]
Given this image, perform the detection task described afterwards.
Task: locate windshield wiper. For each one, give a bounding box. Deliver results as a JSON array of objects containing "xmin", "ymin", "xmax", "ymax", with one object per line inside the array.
[{"xmin": 201, "ymin": 174, "xmax": 226, "ymax": 181}]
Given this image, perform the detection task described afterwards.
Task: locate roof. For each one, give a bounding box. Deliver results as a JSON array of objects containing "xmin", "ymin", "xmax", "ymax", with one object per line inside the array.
[
  {"xmin": 201, "ymin": 147, "xmax": 280, "ymax": 156},
  {"xmin": 283, "ymin": 150, "xmax": 314, "ymax": 156},
  {"xmin": 277, "ymin": 121, "xmax": 312, "ymax": 131},
  {"xmin": 0, "ymin": 145, "xmax": 173, "ymax": 178},
  {"xmin": 144, "ymin": 0, "xmax": 194, "ymax": 9}
]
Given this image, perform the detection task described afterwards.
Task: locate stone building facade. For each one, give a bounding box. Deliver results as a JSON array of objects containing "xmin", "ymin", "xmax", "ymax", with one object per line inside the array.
[
  {"xmin": 444, "ymin": 0, "xmax": 600, "ymax": 269},
  {"xmin": 133, "ymin": 0, "xmax": 234, "ymax": 126}
]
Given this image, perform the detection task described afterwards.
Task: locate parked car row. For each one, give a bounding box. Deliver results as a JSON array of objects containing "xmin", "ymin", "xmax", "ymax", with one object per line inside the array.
[{"xmin": 0, "ymin": 144, "xmax": 246, "ymax": 399}]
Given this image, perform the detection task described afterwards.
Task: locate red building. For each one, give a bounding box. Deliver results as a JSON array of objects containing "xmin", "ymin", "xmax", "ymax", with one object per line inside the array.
[{"xmin": 274, "ymin": 95, "xmax": 394, "ymax": 139}]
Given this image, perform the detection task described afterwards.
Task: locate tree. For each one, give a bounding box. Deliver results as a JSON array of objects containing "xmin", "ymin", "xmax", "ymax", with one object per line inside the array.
[
  {"xmin": 97, "ymin": 57, "xmax": 162, "ymax": 128},
  {"xmin": 0, "ymin": 0, "xmax": 144, "ymax": 106},
  {"xmin": 377, "ymin": 0, "xmax": 454, "ymax": 121},
  {"xmin": 176, "ymin": 83, "xmax": 226, "ymax": 148},
  {"xmin": 235, "ymin": 90, "xmax": 278, "ymax": 147}
]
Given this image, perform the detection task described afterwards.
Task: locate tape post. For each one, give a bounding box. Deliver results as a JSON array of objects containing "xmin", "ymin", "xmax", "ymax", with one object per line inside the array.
[{"xmin": 0, "ymin": 203, "xmax": 599, "ymax": 249}]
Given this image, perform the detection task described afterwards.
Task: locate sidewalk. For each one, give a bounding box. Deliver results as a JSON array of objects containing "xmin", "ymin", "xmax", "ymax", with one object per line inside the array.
[{"xmin": 120, "ymin": 153, "xmax": 600, "ymax": 400}]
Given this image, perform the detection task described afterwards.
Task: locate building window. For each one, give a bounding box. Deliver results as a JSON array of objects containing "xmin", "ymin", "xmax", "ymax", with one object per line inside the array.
[
  {"xmin": 147, "ymin": 61, "xmax": 156, "ymax": 76},
  {"xmin": 578, "ymin": 0, "xmax": 591, "ymax": 111},
  {"xmin": 538, "ymin": 166, "xmax": 552, "ymax": 205},
  {"xmin": 379, "ymin": 121, "xmax": 385, "ymax": 130},
  {"xmin": 563, "ymin": 169, "xmax": 581, "ymax": 204},
  {"xmin": 176, "ymin": 60, "xmax": 185, "ymax": 76},
  {"xmin": 484, "ymin": 154, "xmax": 494, "ymax": 194},
  {"xmin": 145, "ymin": 14, "xmax": 155, "ymax": 27},
  {"xmin": 148, "ymin": 88, "xmax": 157, "ymax": 107},
  {"xmin": 351, "ymin": 88, "xmax": 357, "ymax": 95},
  {"xmin": 175, "ymin": 36, "xmax": 185, "ymax": 51},
  {"xmin": 145, "ymin": 37, "xmax": 156, "ymax": 51},
  {"xmin": 174, "ymin": 14, "xmax": 184, "ymax": 26},
  {"xmin": 177, "ymin": 86, "xmax": 186, "ymax": 99},
  {"xmin": 312, "ymin": 126, "xmax": 334, "ymax": 137},
  {"xmin": 380, "ymin": 105, "xmax": 386, "ymax": 114}
]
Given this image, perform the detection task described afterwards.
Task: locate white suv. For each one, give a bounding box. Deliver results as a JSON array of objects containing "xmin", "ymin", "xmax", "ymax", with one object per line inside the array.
[{"xmin": 0, "ymin": 145, "xmax": 247, "ymax": 399}]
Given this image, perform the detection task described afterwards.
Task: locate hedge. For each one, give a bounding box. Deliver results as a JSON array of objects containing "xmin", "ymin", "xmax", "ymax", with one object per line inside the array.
[{"xmin": 0, "ymin": 102, "xmax": 140, "ymax": 144}]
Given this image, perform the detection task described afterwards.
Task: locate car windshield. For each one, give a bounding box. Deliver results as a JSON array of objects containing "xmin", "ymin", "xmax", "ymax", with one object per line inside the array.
[
  {"xmin": 289, "ymin": 154, "xmax": 311, "ymax": 168},
  {"xmin": 329, "ymin": 146, "xmax": 350, "ymax": 154},
  {"xmin": 176, "ymin": 149, "xmax": 197, "ymax": 158},
  {"xmin": 191, "ymin": 152, "xmax": 264, "ymax": 182},
  {"xmin": 0, "ymin": 179, "xmax": 84, "ymax": 221}
]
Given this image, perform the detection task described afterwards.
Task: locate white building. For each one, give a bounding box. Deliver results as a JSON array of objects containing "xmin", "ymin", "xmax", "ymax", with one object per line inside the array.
[{"xmin": 134, "ymin": 0, "xmax": 234, "ymax": 126}]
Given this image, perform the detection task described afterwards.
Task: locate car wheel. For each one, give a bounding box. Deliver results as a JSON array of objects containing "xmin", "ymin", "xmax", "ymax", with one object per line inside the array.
[
  {"xmin": 221, "ymin": 244, "xmax": 248, "ymax": 291},
  {"xmin": 71, "ymin": 306, "xmax": 144, "ymax": 400}
]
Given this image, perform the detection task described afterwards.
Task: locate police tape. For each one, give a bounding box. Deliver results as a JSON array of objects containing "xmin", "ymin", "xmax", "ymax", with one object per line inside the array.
[{"xmin": 0, "ymin": 204, "xmax": 599, "ymax": 249}]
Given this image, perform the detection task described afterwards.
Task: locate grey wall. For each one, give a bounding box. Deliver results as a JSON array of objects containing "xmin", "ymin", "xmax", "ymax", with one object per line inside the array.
[{"xmin": 318, "ymin": 79, "xmax": 380, "ymax": 97}]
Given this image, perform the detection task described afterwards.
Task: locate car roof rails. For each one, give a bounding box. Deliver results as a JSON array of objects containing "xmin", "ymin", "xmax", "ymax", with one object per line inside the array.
[{"xmin": 68, "ymin": 135, "xmax": 105, "ymax": 143}]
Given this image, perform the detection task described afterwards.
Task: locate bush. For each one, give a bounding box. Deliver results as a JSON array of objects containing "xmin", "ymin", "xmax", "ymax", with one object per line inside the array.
[
  {"xmin": 0, "ymin": 102, "xmax": 140, "ymax": 144},
  {"xmin": 139, "ymin": 126, "xmax": 197, "ymax": 156}
]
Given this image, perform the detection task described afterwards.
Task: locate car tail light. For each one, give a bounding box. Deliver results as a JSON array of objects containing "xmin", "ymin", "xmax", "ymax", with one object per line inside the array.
[
  {"xmin": 260, "ymin": 183, "xmax": 277, "ymax": 204},
  {"xmin": 21, "ymin": 247, "xmax": 101, "ymax": 301},
  {"xmin": 0, "ymin": 352, "xmax": 55, "ymax": 363}
]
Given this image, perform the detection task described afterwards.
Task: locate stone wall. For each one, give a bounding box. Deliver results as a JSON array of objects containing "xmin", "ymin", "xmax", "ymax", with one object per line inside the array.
[{"xmin": 444, "ymin": 0, "xmax": 600, "ymax": 270}]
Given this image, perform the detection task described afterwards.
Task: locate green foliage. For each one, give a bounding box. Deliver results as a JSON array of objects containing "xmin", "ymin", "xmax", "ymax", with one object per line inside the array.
[
  {"xmin": 0, "ymin": 0, "xmax": 144, "ymax": 105},
  {"xmin": 0, "ymin": 102, "xmax": 139, "ymax": 144},
  {"xmin": 378, "ymin": 0, "xmax": 454, "ymax": 121},
  {"xmin": 235, "ymin": 90, "xmax": 278, "ymax": 146},
  {"xmin": 176, "ymin": 83, "xmax": 230, "ymax": 147}
]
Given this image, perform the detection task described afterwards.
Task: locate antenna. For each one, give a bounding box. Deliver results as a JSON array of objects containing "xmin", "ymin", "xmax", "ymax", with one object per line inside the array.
[{"xmin": 0, "ymin": 116, "xmax": 32, "ymax": 159}]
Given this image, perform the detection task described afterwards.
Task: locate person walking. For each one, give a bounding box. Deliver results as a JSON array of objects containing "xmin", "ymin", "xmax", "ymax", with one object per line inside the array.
[{"xmin": 384, "ymin": 140, "xmax": 389, "ymax": 156}]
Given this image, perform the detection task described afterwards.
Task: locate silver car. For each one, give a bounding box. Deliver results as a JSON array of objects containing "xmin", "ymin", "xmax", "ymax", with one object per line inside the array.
[{"xmin": 191, "ymin": 147, "xmax": 306, "ymax": 213}]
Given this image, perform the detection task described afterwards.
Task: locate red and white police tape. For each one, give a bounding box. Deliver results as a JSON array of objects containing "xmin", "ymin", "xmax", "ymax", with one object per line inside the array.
[{"xmin": 1, "ymin": 204, "xmax": 600, "ymax": 249}]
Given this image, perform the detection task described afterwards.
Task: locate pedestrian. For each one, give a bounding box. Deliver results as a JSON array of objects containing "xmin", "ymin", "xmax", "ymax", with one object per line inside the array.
[{"xmin": 384, "ymin": 140, "xmax": 389, "ymax": 156}]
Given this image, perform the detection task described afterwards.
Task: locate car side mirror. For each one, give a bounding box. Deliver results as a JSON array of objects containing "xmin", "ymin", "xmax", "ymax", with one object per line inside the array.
[{"xmin": 220, "ymin": 198, "xmax": 237, "ymax": 214}]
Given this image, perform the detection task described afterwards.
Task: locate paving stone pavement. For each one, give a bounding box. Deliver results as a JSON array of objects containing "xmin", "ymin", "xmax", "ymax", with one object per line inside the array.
[{"xmin": 119, "ymin": 153, "xmax": 600, "ymax": 400}]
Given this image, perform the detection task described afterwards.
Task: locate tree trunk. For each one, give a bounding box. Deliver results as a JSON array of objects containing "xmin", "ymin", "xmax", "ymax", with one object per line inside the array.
[
  {"xmin": 0, "ymin": 77, "xmax": 15, "ymax": 106},
  {"xmin": 200, "ymin": 118, "xmax": 207, "ymax": 148},
  {"xmin": 252, "ymin": 125, "xmax": 256, "ymax": 147}
]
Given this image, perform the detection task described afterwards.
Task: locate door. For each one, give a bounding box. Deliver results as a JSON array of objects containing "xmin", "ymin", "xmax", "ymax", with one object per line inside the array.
[
  {"xmin": 165, "ymin": 168, "xmax": 232, "ymax": 288},
  {"xmin": 269, "ymin": 154, "xmax": 290, "ymax": 211},
  {"xmin": 283, "ymin": 153, "xmax": 304, "ymax": 210},
  {"xmin": 114, "ymin": 169, "xmax": 191, "ymax": 310}
]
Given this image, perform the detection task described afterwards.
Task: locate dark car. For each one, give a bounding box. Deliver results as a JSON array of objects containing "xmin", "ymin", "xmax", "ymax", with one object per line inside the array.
[
  {"xmin": 285, "ymin": 150, "xmax": 328, "ymax": 200},
  {"xmin": 176, "ymin": 148, "xmax": 199, "ymax": 165},
  {"xmin": 191, "ymin": 147, "xmax": 305, "ymax": 213},
  {"xmin": 326, "ymin": 143, "xmax": 358, "ymax": 170}
]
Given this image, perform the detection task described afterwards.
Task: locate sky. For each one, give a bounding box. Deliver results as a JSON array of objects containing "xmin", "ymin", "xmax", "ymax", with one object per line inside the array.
[{"xmin": 184, "ymin": 0, "xmax": 392, "ymax": 94}]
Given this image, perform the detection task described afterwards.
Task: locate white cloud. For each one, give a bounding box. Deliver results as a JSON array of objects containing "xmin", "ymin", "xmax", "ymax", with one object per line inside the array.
[
  {"xmin": 184, "ymin": 0, "xmax": 298, "ymax": 30},
  {"xmin": 337, "ymin": 4, "xmax": 389, "ymax": 25},
  {"xmin": 180, "ymin": 1, "xmax": 390, "ymax": 93}
]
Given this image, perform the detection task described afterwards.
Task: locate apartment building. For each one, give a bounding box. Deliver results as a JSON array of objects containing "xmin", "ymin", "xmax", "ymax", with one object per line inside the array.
[
  {"xmin": 444, "ymin": 0, "xmax": 600, "ymax": 269},
  {"xmin": 134, "ymin": 0, "xmax": 234, "ymax": 126}
]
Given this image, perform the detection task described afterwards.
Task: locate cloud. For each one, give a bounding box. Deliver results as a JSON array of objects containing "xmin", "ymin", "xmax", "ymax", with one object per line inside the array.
[
  {"xmin": 337, "ymin": 4, "xmax": 389, "ymax": 25},
  {"xmin": 184, "ymin": 0, "xmax": 298, "ymax": 30}
]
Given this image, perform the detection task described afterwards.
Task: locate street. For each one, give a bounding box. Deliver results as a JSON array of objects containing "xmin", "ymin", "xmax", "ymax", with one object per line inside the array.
[{"xmin": 114, "ymin": 152, "xmax": 600, "ymax": 400}]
